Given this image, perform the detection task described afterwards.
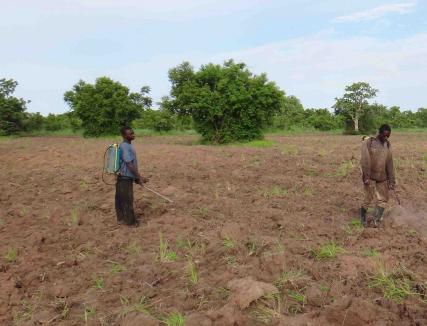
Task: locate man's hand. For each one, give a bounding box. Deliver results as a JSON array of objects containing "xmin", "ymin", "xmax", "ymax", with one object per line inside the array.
[
  {"xmin": 136, "ymin": 175, "xmax": 149, "ymax": 185},
  {"xmin": 141, "ymin": 176, "xmax": 149, "ymax": 184}
]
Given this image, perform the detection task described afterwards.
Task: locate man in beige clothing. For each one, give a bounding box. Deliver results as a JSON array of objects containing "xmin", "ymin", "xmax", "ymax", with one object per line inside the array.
[{"xmin": 360, "ymin": 124, "xmax": 395, "ymax": 227}]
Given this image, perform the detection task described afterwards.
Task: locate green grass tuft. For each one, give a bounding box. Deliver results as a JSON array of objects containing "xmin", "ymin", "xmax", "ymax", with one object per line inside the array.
[
  {"xmin": 362, "ymin": 248, "xmax": 380, "ymax": 257},
  {"xmin": 163, "ymin": 312, "xmax": 185, "ymax": 326},
  {"xmin": 158, "ymin": 233, "xmax": 178, "ymax": 262},
  {"xmin": 312, "ymin": 242, "xmax": 346, "ymax": 260},
  {"xmin": 4, "ymin": 248, "xmax": 17, "ymax": 263},
  {"xmin": 369, "ymin": 266, "xmax": 418, "ymax": 303},
  {"xmin": 222, "ymin": 235, "xmax": 235, "ymax": 249},
  {"xmin": 187, "ymin": 261, "xmax": 199, "ymax": 285}
]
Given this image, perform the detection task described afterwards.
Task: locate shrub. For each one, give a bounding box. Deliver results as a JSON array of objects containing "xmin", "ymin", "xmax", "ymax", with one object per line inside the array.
[{"xmin": 164, "ymin": 60, "xmax": 285, "ymax": 143}]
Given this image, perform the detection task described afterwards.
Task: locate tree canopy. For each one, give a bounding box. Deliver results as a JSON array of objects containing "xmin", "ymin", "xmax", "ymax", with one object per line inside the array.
[
  {"xmin": 0, "ymin": 78, "xmax": 29, "ymax": 135},
  {"xmin": 64, "ymin": 77, "xmax": 151, "ymax": 136},
  {"xmin": 163, "ymin": 60, "xmax": 285, "ymax": 143},
  {"xmin": 334, "ymin": 82, "xmax": 378, "ymax": 133}
]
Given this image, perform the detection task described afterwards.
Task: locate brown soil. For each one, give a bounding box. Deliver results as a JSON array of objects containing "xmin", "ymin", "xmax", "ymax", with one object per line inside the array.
[{"xmin": 0, "ymin": 133, "xmax": 426, "ymax": 326}]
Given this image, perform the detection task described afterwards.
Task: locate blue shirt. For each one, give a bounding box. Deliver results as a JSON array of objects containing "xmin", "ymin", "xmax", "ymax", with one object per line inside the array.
[{"xmin": 119, "ymin": 142, "xmax": 138, "ymax": 179}]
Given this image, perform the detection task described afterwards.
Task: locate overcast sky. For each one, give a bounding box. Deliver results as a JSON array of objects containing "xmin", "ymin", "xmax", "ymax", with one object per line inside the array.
[{"xmin": 1, "ymin": 0, "xmax": 426, "ymax": 115}]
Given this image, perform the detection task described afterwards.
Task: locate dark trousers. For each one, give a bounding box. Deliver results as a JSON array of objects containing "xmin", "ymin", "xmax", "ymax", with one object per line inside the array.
[{"xmin": 115, "ymin": 177, "xmax": 136, "ymax": 225}]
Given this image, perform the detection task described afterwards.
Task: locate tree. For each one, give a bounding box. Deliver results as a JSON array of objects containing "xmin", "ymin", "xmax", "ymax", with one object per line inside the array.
[
  {"xmin": 274, "ymin": 95, "xmax": 305, "ymax": 129},
  {"xmin": 0, "ymin": 78, "xmax": 29, "ymax": 135},
  {"xmin": 24, "ymin": 112, "xmax": 45, "ymax": 131},
  {"xmin": 305, "ymin": 108, "xmax": 342, "ymax": 131},
  {"xmin": 334, "ymin": 82, "xmax": 378, "ymax": 132},
  {"xmin": 64, "ymin": 77, "xmax": 151, "ymax": 136},
  {"xmin": 164, "ymin": 60, "xmax": 285, "ymax": 143},
  {"xmin": 416, "ymin": 108, "xmax": 427, "ymax": 128}
]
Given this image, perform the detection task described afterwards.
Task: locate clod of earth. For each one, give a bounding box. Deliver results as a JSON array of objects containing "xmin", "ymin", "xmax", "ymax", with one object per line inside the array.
[{"xmin": 226, "ymin": 276, "xmax": 278, "ymax": 310}]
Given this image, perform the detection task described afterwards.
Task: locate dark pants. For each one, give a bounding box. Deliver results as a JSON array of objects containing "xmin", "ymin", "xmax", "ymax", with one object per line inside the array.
[{"xmin": 115, "ymin": 177, "xmax": 136, "ymax": 225}]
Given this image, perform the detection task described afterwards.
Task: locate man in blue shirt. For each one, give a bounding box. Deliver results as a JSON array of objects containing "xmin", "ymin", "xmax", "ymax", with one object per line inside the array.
[{"xmin": 115, "ymin": 127, "xmax": 147, "ymax": 226}]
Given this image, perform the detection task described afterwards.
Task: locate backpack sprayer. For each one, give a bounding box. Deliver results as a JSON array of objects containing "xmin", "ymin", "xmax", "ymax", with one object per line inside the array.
[{"xmin": 102, "ymin": 143, "xmax": 174, "ymax": 203}]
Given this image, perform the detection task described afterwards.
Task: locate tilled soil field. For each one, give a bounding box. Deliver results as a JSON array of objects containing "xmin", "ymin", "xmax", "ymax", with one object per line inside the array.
[{"xmin": 0, "ymin": 133, "xmax": 426, "ymax": 326}]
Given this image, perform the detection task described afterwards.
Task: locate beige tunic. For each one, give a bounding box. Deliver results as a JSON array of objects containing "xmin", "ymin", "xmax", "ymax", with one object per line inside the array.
[{"xmin": 360, "ymin": 137, "xmax": 395, "ymax": 185}]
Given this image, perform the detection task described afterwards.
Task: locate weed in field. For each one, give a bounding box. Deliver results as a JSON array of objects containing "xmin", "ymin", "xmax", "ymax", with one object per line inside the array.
[
  {"xmin": 305, "ymin": 168, "xmax": 318, "ymax": 176},
  {"xmin": 408, "ymin": 229, "xmax": 418, "ymax": 236},
  {"xmin": 245, "ymin": 240, "xmax": 258, "ymax": 256},
  {"xmin": 187, "ymin": 261, "xmax": 198, "ymax": 285},
  {"xmin": 0, "ymin": 218, "xmax": 4, "ymax": 226},
  {"xmin": 249, "ymin": 155, "xmax": 261, "ymax": 167},
  {"xmin": 191, "ymin": 159, "xmax": 200, "ymax": 168},
  {"xmin": 281, "ymin": 145, "xmax": 298, "ymax": 156},
  {"xmin": 54, "ymin": 298, "xmax": 69, "ymax": 320},
  {"xmin": 250, "ymin": 293, "xmax": 281, "ymax": 324},
  {"xmin": 261, "ymin": 185, "xmax": 287, "ymax": 198},
  {"xmin": 198, "ymin": 207, "xmax": 209, "ymax": 219},
  {"xmin": 312, "ymin": 242, "xmax": 346, "ymax": 260},
  {"xmin": 84, "ymin": 304, "xmax": 96, "ymax": 324},
  {"xmin": 275, "ymin": 269, "xmax": 305, "ymax": 290},
  {"xmin": 107, "ymin": 261, "xmax": 125, "ymax": 274},
  {"xmin": 92, "ymin": 274, "xmax": 104, "ymax": 289},
  {"xmin": 287, "ymin": 289, "xmax": 306, "ymax": 305},
  {"xmin": 163, "ymin": 312, "xmax": 185, "ymax": 326},
  {"xmin": 362, "ymin": 248, "xmax": 380, "ymax": 257},
  {"xmin": 285, "ymin": 289, "xmax": 306, "ymax": 314},
  {"xmin": 176, "ymin": 237, "xmax": 206, "ymax": 258},
  {"xmin": 120, "ymin": 295, "xmax": 151, "ymax": 317},
  {"xmin": 13, "ymin": 300, "xmax": 34, "ymax": 324},
  {"xmin": 69, "ymin": 208, "xmax": 79, "ymax": 226},
  {"xmin": 4, "ymin": 248, "xmax": 17, "ymax": 263},
  {"xmin": 222, "ymin": 235, "xmax": 235, "ymax": 249},
  {"xmin": 224, "ymin": 255, "xmax": 237, "ymax": 266},
  {"xmin": 369, "ymin": 265, "xmax": 419, "ymax": 303},
  {"xmin": 263, "ymin": 241, "xmax": 285, "ymax": 257},
  {"xmin": 336, "ymin": 160, "xmax": 354, "ymax": 177},
  {"xmin": 176, "ymin": 237, "xmax": 191, "ymax": 249},
  {"xmin": 20, "ymin": 207, "xmax": 28, "ymax": 216},
  {"xmin": 345, "ymin": 218, "xmax": 364, "ymax": 235},
  {"xmin": 216, "ymin": 287, "xmax": 230, "ymax": 300},
  {"xmin": 318, "ymin": 149, "xmax": 327, "ymax": 157},
  {"xmin": 303, "ymin": 187, "xmax": 313, "ymax": 197},
  {"xmin": 125, "ymin": 241, "xmax": 141, "ymax": 255},
  {"xmin": 80, "ymin": 180, "xmax": 88, "ymax": 189},
  {"xmin": 158, "ymin": 233, "xmax": 178, "ymax": 262}
]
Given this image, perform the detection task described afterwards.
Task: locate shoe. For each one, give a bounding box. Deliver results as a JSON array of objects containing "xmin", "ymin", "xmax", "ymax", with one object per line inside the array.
[
  {"xmin": 372, "ymin": 207, "xmax": 385, "ymax": 228},
  {"xmin": 360, "ymin": 207, "xmax": 367, "ymax": 227}
]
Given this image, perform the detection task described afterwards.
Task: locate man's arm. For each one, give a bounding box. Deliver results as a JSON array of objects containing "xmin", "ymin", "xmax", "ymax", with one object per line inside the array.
[
  {"xmin": 386, "ymin": 145, "xmax": 395, "ymax": 189},
  {"xmin": 360, "ymin": 139, "xmax": 371, "ymax": 184},
  {"xmin": 122, "ymin": 144, "xmax": 144, "ymax": 183},
  {"xmin": 126, "ymin": 162, "xmax": 142, "ymax": 182}
]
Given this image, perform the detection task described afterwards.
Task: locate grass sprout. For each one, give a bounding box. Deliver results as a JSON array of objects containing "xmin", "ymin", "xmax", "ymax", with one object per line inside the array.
[
  {"xmin": 4, "ymin": 248, "xmax": 17, "ymax": 263},
  {"xmin": 312, "ymin": 242, "xmax": 346, "ymax": 260},
  {"xmin": 187, "ymin": 261, "xmax": 199, "ymax": 285},
  {"xmin": 222, "ymin": 235, "xmax": 235, "ymax": 249},
  {"xmin": 158, "ymin": 233, "xmax": 178, "ymax": 262},
  {"xmin": 163, "ymin": 312, "xmax": 185, "ymax": 326}
]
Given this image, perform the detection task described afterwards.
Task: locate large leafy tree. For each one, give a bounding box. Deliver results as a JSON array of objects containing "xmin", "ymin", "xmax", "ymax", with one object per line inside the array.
[
  {"xmin": 64, "ymin": 77, "xmax": 151, "ymax": 136},
  {"xmin": 334, "ymin": 82, "xmax": 378, "ymax": 132},
  {"xmin": 0, "ymin": 78, "xmax": 29, "ymax": 135},
  {"xmin": 163, "ymin": 60, "xmax": 285, "ymax": 143}
]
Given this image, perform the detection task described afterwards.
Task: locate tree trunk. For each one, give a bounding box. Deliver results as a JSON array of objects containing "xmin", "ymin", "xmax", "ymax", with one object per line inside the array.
[{"xmin": 354, "ymin": 118, "xmax": 359, "ymax": 132}]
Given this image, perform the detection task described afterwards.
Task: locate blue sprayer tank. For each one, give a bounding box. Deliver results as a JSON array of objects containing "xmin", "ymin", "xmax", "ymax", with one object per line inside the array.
[{"xmin": 105, "ymin": 143, "xmax": 121, "ymax": 174}]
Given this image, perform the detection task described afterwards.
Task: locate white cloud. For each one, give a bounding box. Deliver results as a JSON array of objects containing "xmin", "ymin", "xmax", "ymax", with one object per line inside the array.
[
  {"xmin": 209, "ymin": 32, "xmax": 427, "ymax": 109},
  {"xmin": 333, "ymin": 2, "xmax": 416, "ymax": 23}
]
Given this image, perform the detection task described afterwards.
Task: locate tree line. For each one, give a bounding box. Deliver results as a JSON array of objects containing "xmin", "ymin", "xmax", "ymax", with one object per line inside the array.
[{"xmin": 1, "ymin": 60, "xmax": 426, "ymax": 142}]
